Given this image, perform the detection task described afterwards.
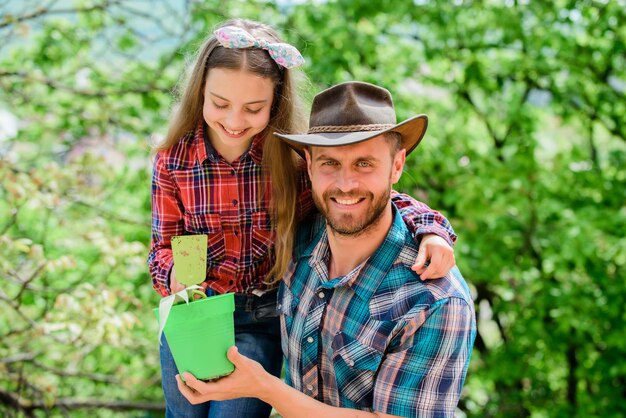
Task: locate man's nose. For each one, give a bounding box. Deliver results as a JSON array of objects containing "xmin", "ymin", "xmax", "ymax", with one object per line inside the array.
[{"xmin": 335, "ymin": 167, "xmax": 358, "ymax": 192}]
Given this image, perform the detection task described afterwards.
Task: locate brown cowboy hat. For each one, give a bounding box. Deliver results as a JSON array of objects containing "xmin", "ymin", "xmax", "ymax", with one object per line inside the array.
[{"xmin": 274, "ymin": 81, "xmax": 428, "ymax": 156}]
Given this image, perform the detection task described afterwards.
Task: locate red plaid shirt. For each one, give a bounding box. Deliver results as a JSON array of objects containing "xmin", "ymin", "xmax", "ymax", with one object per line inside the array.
[
  {"xmin": 148, "ymin": 123, "xmax": 309, "ymax": 296},
  {"xmin": 148, "ymin": 123, "xmax": 456, "ymax": 297}
]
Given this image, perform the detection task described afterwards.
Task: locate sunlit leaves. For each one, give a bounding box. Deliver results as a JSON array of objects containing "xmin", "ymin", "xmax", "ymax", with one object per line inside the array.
[{"xmin": 1, "ymin": 0, "xmax": 625, "ymax": 417}]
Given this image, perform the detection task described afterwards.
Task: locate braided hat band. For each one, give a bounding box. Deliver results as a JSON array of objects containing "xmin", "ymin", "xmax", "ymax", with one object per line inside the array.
[{"xmin": 308, "ymin": 124, "xmax": 395, "ymax": 134}]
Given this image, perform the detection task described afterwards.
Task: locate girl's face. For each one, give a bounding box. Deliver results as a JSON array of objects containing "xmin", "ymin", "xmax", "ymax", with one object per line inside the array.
[{"xmin": 203, "ymin": 68, "xmax": 275, "ymax": 163}]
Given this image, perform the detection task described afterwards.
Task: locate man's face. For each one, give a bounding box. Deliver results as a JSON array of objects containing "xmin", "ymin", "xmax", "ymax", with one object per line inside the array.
[{"xmin": 306, "ymin": 134, "xmax": 405, "ymax": 237}]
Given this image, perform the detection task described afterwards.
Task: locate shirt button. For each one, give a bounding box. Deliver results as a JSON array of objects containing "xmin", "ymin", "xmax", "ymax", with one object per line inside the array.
[
  {"xmin": 318, "ymin": 291, "xmax": 324, "ymax": 299},
  {"xmin": 231, "ymin": 169, "xmax": 236, "ymax": 175},
  {"xmin": 348, "ymin": 360, "xmax": 355, "ymax": 367},
  {"xmin": 277, "ymin": 304, "xmax": 282, "ymax": 310},
  {"xmin": 306, "ymin": 384, "xmax": 313, "ymax": 391},
  {"xmin": 307, "ymin": 337, "xmax": 314, "ymax": 343},
  {"xmin": 232, "ymin": 199, "xmax": 238, "ymax": 206}
]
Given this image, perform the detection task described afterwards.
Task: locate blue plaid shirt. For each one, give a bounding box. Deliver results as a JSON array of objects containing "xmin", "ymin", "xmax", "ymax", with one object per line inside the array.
[{"xmin": 278, "ymin": 205, "xmax": 476, "ymax": 417}]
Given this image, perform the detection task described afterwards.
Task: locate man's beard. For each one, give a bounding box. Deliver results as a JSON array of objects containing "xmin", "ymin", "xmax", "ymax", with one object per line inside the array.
[{"xmin": 313, "ymin": 188, "xmax": 390, "ymax": 238}]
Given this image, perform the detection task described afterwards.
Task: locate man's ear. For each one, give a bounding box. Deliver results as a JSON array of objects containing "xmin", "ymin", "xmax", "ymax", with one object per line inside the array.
[{"xmin": 391, "ymin": 148, "xmax": 406, "ymax": 184}]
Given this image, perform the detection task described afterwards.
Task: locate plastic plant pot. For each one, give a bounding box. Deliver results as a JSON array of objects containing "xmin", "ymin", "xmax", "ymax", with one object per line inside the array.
[{"xmin": 155, "ymin": 292, "xmax": 235, "ymax": 380}]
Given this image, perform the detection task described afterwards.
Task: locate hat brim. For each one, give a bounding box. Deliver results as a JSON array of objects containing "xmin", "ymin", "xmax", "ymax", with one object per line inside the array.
[{"xmin": 274, "ymin": 114, "xmax": 428, "ymax": 157}]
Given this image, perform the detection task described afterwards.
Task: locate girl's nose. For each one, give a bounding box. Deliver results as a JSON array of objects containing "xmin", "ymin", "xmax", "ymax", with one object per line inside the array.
[{"xmin": 225, "ymin": 109, "xmax": 245, "ymax": 129}]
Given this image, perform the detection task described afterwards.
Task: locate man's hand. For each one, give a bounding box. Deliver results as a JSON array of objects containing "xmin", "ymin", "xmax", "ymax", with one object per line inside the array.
[
  {"xmin": 412, "ymin": 234, "xmax": 455, "ymax": 280},
  {"xmin": 176, "ymin": 346, "xmax": 271, "ymax": 404},
  {"xmin": 176, "ymin": 347, "xmax": 402, "ymax": 417}
]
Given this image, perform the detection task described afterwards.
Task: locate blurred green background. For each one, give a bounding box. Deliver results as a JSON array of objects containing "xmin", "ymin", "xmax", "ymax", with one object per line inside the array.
[{"xmin": 1, "ymin": 1, "xmax": 624, "ymax": 417}]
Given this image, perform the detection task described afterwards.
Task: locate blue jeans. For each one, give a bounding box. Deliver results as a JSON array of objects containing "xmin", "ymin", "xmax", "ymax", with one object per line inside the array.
[{"xmin": 160, "ymin": 289, "xmax": 282, "ymax": 418}]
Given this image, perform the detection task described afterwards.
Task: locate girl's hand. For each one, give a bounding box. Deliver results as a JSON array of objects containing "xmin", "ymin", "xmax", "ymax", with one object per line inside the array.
[
  {"xmin": 412, "ymin": 234, "xmax": 456, "ymax": 280},
  {"xmin": 169, "ymin": 266, "xmax": 186, "ymax": 294}
]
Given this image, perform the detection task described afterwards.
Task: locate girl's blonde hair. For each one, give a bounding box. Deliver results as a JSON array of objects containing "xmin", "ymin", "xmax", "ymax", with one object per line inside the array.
[{"xmin": 158, "ymin": 18, "xmax": 308, "ymax": 284}]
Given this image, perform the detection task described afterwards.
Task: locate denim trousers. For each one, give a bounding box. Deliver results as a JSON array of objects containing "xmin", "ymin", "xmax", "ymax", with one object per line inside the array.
[{"xmin": 160, "ymin": 289, "xmax": 282, "ymax": 418}]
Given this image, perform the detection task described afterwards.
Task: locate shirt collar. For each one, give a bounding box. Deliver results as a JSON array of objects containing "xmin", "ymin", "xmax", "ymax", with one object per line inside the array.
[
  {"xmin": 303, "ymin": 205, "xmax": 408, "ymax": 301},
  {"xmin": 199, "ymin": 123, "xmax": 264, "ymax": 166}
]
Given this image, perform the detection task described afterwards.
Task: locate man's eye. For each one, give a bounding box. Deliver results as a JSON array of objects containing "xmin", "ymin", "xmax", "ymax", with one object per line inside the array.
[{"xmin": 357, "ymin": 161, "xmax": 371, "ymax": 167}]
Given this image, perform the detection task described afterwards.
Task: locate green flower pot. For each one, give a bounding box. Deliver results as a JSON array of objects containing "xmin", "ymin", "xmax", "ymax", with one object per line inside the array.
[{"xmin": 155, "ymin": 292, "xmax": 235, "ymax": 380}]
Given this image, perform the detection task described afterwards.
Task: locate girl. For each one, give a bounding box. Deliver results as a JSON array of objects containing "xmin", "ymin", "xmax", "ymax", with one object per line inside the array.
[{"xmin": 148, "ymin": 18, "xmax": 457, "ymax": 418}]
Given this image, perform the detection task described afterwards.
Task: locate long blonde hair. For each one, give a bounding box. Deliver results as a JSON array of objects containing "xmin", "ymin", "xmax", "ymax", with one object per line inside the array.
[{"xmin": 158, "ymin": 18, "xmax": 308, "ymax": 283}]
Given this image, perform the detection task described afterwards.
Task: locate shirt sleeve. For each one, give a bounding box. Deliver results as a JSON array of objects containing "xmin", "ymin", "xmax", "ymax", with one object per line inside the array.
[
  {"xmin": 147, "ymin": 152, "xmax": 185, "ymax": 296},
  {"xmin": 391, "ymin": 191, "xmax": 457, "ymax": 247},
  {"xmin": 372, "ymin": 297, "xmax": 476, "ymax": 418}
]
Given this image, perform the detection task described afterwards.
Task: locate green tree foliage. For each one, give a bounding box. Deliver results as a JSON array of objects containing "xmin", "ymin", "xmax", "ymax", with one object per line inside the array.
[{"xmin": 1, "ymin": 1, "xmax": 624, "ymax": 417}]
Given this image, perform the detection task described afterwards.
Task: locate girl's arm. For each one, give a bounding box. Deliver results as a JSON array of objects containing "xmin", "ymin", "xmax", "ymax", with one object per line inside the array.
[
  {"xmin": 391, "ymin": 191, "xmax": 456, "ymax": 246},
  {"xmin": 391, "ymin": 191, "xmax": 457, "ymax": 279},
  {"xmin": 147, "ymin": 153, "xmax": 185, "ymax": 296}
]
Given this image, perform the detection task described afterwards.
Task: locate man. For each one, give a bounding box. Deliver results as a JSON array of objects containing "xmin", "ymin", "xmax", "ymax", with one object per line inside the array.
[{"xmin": 177, "ymin": 81, "xmax": 476, "ymax": 417}]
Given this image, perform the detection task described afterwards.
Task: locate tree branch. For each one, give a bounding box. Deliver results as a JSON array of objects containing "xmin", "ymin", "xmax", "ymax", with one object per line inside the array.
[
  {"xmin": 0, "ymin": 388, "xmax": 165, "ymax": 413},
  {"xmin": 0, "ymin": 69, "xmax": 171, "ymax": 97},
  {"xmin": 458, "ymin": 88, "xmax": 505, "ymax": 158},
  {"xmin": 0, "ymin": 1, "xmax": 121, "ymax": 29},
  {"xmin": 14, "ymin": 262, "xmax": 47, "ymax": 306},
  {"xmin": 30, "ymin": 361, "xmax": 119, "ymax": 384},
  {"xmin": 567, "ymin": 330, "xmax": 578, "ymax": 408}
]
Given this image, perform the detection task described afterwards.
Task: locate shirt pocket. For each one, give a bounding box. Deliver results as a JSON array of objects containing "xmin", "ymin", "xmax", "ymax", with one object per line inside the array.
[
  {"xmin": 331, "ymin": 332, "xmax": 383, "ymax": 406},
  {"xmin": 182, "ymin": 212, "xmax": 225, "ymax": 264},
  {"xmin": 251, "ymin": 210, "xmax": 274, "ymax": 260}
]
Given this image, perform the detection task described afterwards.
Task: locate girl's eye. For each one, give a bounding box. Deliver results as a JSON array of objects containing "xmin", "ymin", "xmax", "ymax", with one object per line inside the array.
[
  {"xmin": 245, "ymin": 108, "xmax": 262, "ymax": 114},
  {"xmin": 213, "ymin": 102, "xmax": 228, "ymax": 109}
]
